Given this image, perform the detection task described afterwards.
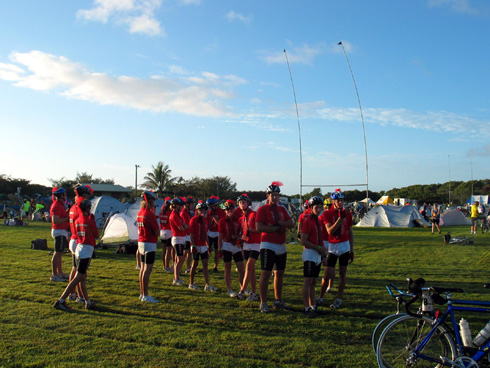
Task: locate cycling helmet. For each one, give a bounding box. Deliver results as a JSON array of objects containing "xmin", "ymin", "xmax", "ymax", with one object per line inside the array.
[
  {"xmin": 324, "ymin": 198, "xmax": 332, "ymax": 207},
  {"xmin": 237, "ymin": 194, "xmax": 252, "ymax": 204},
  {"xmin": 52, "ymin": 187, "xmax": 66, "ymax": 197},
  {"xmin": 141, "ymin": 191, "xmax": 157, "ymax": 202},
  {"xmin": 75, "ymin": 185, "xmax": 92, "ymax": 196},
  {"xmin": 195, "ymin": 202, "xmax": 208, "ymax": 211},
  {"xmin": 308, "ymin": 196, "xmax": 324, "ymax": 207},
  {"xmin": 330, "ymin": 189, "xmax": 345, "ymax": 200},
  {"xmin": 78, "ymin": 200, "xmax": 92, "ymax": 212},
  {"xmin": 266, "ymin": 181, "xmax": 283, "ymax": 194},
  {"xmin": 186, "ymin": 197, "xmax": 195, "ymax": 204},
  {"xmin": 206, "ymin": 196, "xmax": 220, "ymax": 206},
  {"xmin": 171, "ymin": 197, "xmax": 185, "ymax": 206},
  {"xmin": 223, "ymin": 200, "xmax": 235, "ymax": 210}
]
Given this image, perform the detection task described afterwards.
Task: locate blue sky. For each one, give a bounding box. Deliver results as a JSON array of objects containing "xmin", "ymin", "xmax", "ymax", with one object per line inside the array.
[{"xmin": 1, "ymin": 0, "xmax": 489, "ymax": 196}]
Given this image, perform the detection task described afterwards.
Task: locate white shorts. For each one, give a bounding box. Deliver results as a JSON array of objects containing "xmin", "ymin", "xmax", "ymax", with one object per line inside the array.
[
  {"xmin": 243, "ymin": 242, "xmax": 260, "ymax": 252},
  {"xmin": 172, "ymin": 236, "xmax": 186, "ymax": 246},
  {"xmin": 51, "ymin": 229, "xmax": 68, "ymax": 239},
  {"xmin": 160, "ymin": 229, "xmax": 172, "ymax": 240},
  {"xmin": 138, "ymin": 242, "xmax": 157, "ymax": 254},
  {"xmin": 186, "ymin": 234, "xmax": 191, "ymax": 243},
  {"xmin": 207, "ymin": 230, "xmax": 219, "ymax": 238},
  {"xmin": 327, "ymin": 240, "xmax": 350, "ymax": 256},
  {"xmin": 260, "ymin": 241, "xmax": 287, "ymax": 255},
  {"xmin": 196, "ymin": 245, "xmax": 208, "ymax": 254},
  {"xmin": 69, "ymin": 239, "xmax": 78, "ymax": 254},
  {"xmin": 75, "ymin": 243, "xmax": 94, "ymax": 259},
  {"xmin": 222, "ymin": 241, "xmax": 241, "ymax": 254},
  {"xmin": 302, "ymin": 245, "xmax": 324, "ymax": 265}
]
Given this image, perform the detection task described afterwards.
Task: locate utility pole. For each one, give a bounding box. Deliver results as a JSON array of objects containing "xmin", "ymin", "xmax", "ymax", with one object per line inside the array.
[
  {"xmin": 135, "ymin": 164, "xmax": 140, "ymax": 199},
  {"xmin": 448, "ymin": 155, "xmax": 451, "ymax": 204}
]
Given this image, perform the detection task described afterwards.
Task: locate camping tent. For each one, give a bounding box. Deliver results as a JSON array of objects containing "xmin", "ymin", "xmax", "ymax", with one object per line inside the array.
[
  {"xmin": 100, "ymin": 214, "xmax": 138, "ymax": 245},
  {"xmin": 467, "ymin": 195, "xmax": 489, "ymax": 205},
  {"xmin": 360, "ymin": 198, "xmax": 375, "ymax": 204},
  {"xmin": 356, "ymin": 205, "xmax": 430, "ymax": 228},
  {"xmin": 90, "ymin": 196, "xmax": 125, "ymax": 227},
  {"xmin": 376, "ymin": 196, "xmax": 394, "ymax": 205},
  {"xmin": 440, "ymin": 209, "xmax": 472, "ymax": 226}
]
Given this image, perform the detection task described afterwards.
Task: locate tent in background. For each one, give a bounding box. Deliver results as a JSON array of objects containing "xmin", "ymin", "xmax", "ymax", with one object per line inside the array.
[
  {"xmin": 100, "ymin": 213, "xmax": 138, "ymax": 245},
  {"xmin": 466, "ymin": 195, "xmax": 489, "ymax": 205},
  {"xmin": 376, "ymin": 196, "xmax": 394, "ymax": 205},
  {"xmin": 90, "ymin": 196, "xmax": 125, "ymax": 227},
  {"xmin": 440, "ymin": 210, "xmax": 472, "ymax": 226},
  {"xmin": 360, "ymin": 198, "xmax": 375, "ymax": 204},
  {"xmin": 356, "ymin": 205, "xmax": 430, "ymax": 228}
]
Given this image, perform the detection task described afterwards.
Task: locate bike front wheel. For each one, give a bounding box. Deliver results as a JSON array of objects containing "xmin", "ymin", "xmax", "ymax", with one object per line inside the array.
[
  {"xmin": 376, "ymin": 314, "xmax": 456, "ymax": 368},
  {"xmin": 372, "ymin": 314, "xmax": 406, "ymax": 354}
]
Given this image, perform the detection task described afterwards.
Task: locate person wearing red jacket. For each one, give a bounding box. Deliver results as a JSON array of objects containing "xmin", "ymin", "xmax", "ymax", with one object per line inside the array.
[
  {"xmin": 235, "ymin": 194, "xmax": 261, "ymax": 302},
  {"xmin": 188, "ymin": 202, "xmax": 217, "ymax": 291},
  {"xmin": 50, "ymin": 187, "xmax": 69, "ymax": 282},
  {"xmin": 218, "ymin": 200, "xmax": 245, "ymax": 297},
  {"xmin": 206, "ymin": 196, "xmax": 225, "ymax": 273},
  {"xmin": 300, "ymin": 196, "xmax": 327, "ymax": 314},
  {"xmin": 181, "ymin": 197, "xmax": 194, "ymax": 274},
  {"xmin": 170, "ymin": 197, "xmax": 186, "ymax": 286},
  {"xmin": 256, "ymin": 182, "xmax": 295, "ymax": 313},
  {"xmin": 53, "ymin": 200, "xmax": 99, "ymax": 311},
  {"xmin": 67, "ymin": 185, "xmax": 93, "ymax": 302},
  {"xmin": 137, "ymin": 191, "xmax": 160, "ymax": 303},
  {"xmin": 316, "ymin": 189, "xmax": 354, "ymax": 310},
  {"xmin": 159, "ymin": 198, "xmax": 173, "ymax": 273}
]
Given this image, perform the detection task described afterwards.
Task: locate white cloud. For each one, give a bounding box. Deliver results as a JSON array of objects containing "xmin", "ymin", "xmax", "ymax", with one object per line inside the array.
[
  {"xmin": 226, "ymin": 10, "xmax": 252, "ymax": 25},
  {"xmin": 428, "ymin": 0, "xmax": 483, "ymax": 15},
  {"xmin": 259, "ymin": 44, "xmax": 324, "ymax": 65},
  {"xmin": 0, "ymin": 50, "xmax": 244, "ymax": 117},
  {"xmin": 77, "ymin": 0, "xmax": 165, "ymax": 36}
]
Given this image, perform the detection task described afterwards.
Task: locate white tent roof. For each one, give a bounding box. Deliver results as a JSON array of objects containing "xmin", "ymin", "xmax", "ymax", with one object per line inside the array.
[
  {"xmin": 90, "ymin": 196, "xmax": 125, "ymax": 224},
  {"xmin": 467, "ymin": 195, "xmax": 489, "ymax": 205},
  {"xmin": 360, "ymin": 198, "xmax": 375, "ymax": 204},
  {"xmin": 101, "ymin": 213, "xmax": 138, "ymax": 245},
  {"xmin": 440, "ymin": 209, "xmax": 472, "ymax": 226},
  {"xmin": 356, "ymin": 205, "xmax": 430, "ymax": 228}
]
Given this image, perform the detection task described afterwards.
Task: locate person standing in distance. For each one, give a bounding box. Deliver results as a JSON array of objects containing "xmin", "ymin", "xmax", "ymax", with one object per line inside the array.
[
  {"xmin": 317, "ymin": 189, "xmax": 354, "ymax": 309},
  {"xmin": 137, "ymin": 191, "xmax": 160, "ymax": 303},
  {"xmin": 471, "ymin": 201, "xmax": 480, "ymax": 235},
  {"xmin": 50, "ymin": 187, "xmax": 69, "ymax": 282},
  {"xmin": 206, "ymin": 196, "xmax": 225, "ymax": 273},
  {"xmin": 169, "ymin": 197, "xmax": 187, "ymax": 286},
  {"xmin": 256, "ymin": 181, "xmax": 295, "ymax": 313}
]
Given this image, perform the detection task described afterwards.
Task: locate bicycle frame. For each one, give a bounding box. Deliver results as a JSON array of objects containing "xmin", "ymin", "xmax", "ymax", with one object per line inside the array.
[{"xmin": 413, "ymin": 296, "xmax": 490, "ymax": 365}]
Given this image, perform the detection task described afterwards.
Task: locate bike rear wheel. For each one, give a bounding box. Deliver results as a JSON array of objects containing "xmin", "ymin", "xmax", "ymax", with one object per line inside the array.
[
  {"xmin": 372, "ymin": 314, "xmax": 406, "ymax": 354},
  {"xmin": 376, "ymin": 314, "xmax": 456, "ymax": 368}
]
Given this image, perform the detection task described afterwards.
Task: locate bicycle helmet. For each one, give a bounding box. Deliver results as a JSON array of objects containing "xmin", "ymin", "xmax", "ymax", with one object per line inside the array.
[
  {"xmin": 78, "ymin": 200, "xmax": 92, "ymax": 212},
  {"xmin": 330, "ymin": 189, "xmax": 345, "ymax": 200},
  {"xmin": 141, "ymin": 191, "xmax": 157, "ymax": 202},
  {"xmin": 195, "ymin": 202, "xmax": 208, "ymax": 211},
  {"xmin": 186, "ymin": 197, "xmax": 195, "ymax": 204},
  {"xmin": 75, "ymin": 185, "xmax": 92, "ymax": 196},
  {"xmin": 266, "ymin": 181, "xmax": 283, "ymax": 194},
  {"xmin": 237, "ymin": 194, "xmax": 252, "ymax": 204},
  {"xmin": 52, "ymin": 187, "xmax": 66, "ymax": 197},
  {"xmin": 171, "ymin": 197, "xmax": 185, "ymax": 206},
  {"xmin": 308, "ymin": 196, "xmax": 324, "ymax": 207},
  {"xmin": 223, "ymin": 200, "xmax": 235, "ymax": 210},
  {"xmin": 206, "ymin": 196, "xmax": 220, "ymax": 206}
]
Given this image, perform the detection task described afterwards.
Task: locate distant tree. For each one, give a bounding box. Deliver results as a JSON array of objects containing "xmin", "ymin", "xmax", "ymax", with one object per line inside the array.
[
  {"xmin": 75, "ymin": 171, "xmax": 115, "ymax": 185},
  {"xmin": 141, "ymin": 161, "xmax": 175, "ymax": 198}
]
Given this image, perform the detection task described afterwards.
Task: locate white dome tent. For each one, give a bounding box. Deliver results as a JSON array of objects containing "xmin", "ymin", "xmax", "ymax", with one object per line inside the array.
[{"xmin": 356, "ymin": 205, "xmax": 430, "ymax": 228}]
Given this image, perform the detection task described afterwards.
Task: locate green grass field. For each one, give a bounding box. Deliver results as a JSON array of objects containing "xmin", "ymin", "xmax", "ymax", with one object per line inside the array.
[{"xmin": 1, "ymin": 222, "xmax": 489, "ymax": 367}]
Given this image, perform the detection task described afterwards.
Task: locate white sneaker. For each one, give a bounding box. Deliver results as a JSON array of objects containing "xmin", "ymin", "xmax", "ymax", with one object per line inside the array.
[
  {"xmin": 188, "ymin": 283, "xmax": 200, "ymax": 290},
  {"xmin": 243, "ymin": 289, "xmax": 251, "ymax": 296},
  {"xmin": 260, "ymin": 303, "xmax": 269, "ymax": 313},
  {"xmin": 58, "ymin": 273, "xmax": 69, "ymax": 280},
  {"xmin": 326, "ymin": 288, "xmax": 332, "ymax": 293},
  {"xmin": 50, "ymin": 275, "xmax": 65, "ymax": 282},
  {"xmin": 141, "ymin": 295, "xmax": 159, "ymax": 303},
  {"xmin": 247, "ymin": 292, "xmax": 259, "ymax": 302},
  {"xmin": 164, "ymin": 267, "xmax": 173, "ymax": 273},
  {"xmin": 204, "ymin": 284, "xmax": 217, "ymax": 292},
  {"xmin": 76, "ymin": 296, "xmax": 85, "ymax": 304},
  {"xmin": 139, "ymin": 294, "xmax": 143, "ymax": 300},
  {"xmin": 184, "ymin": 268, "xmax": 191, "ymax": 274},
  {"xmin": 227, "ymin": 289, "xmax": 237, "ymax": 298},
  {"xmin": 330, "ymin": 298, "xmax": 342, "ymax": 309},
  {"xmin": 172, "ymin": 279, "xmax": 184, "ymax": 286},
  {"xmin": 135, "ymin": 264, "xmax": 141, "ymax": 270},
  {"xmin": 314, "ymin": 297, "xmax": 324, "ymax": 306},
  {"xmin": 236, "ymin": 291, "xmax": 246, "ymax": 300}
]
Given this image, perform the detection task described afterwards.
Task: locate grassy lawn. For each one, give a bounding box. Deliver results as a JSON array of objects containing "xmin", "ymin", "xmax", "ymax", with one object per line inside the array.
[{"xmin": 1, "ymin": 221, "xmax": 489, "ymax": 367}]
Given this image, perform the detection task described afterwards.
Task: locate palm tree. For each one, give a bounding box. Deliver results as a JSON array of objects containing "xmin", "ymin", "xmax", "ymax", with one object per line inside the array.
[{"xmin": 141, "ymin": 161, "xmax": 175, "ymax": 198}]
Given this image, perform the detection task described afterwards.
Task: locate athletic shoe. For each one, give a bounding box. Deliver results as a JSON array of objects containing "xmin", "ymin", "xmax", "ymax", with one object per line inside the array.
[
  {"xmin": 273, "ymin": 300, "xmax": 288, "ymax": 310},
  {"xmin": 135, "ymin": 264, "xmax": 141, "ymax": 270},
  {"xmin": 188, "ymin": 283, "xmax": 200, "ymax": 290},
  {"xmin": 85, "ymin": 301, "xmax": 96, "ymax": 310},
  {"xmin": 330, "ymin": 298, "xmax": 342, "ymax": 309},
  {"xmin": 326, "ymin": 288, "xmax": 332, "ymax": 294},
  {"xmin": 172, "ymin": 279, "xmax": 184, "ymax": 286},
  {"xmin": 139, "ymin": 294, "xmax": 143, "ymax": 300},
  {"xmin": 184, "ymin": 268, "xmax": 191, "ymax": 274},
  {"xmin": 68, "ymin": 293, "xmax": 78, "ymax": 301},
  {"xmin": 204, "ymin": 284, "xmax": 217, "ymax": 292},
  {"xmin": 213, "ymin": 267, "xmax": 218, "ymax": 273},
  {"xmin": 260, "ymin": 303, "xmax": 269, "ymax": 313},
  {"xmin": 76, "ymin": 297, "xmax": 85, "ymax": 304},
  {"xmin": 315, "ymin": 297, "xmax": 325, "ymax": 306},
  {"xmin": 164, "ymin": 267, "xmax": 173, "ymax": 273},
  {"xmin": 227, "ymin": 289, "xmax": 237, "ymax": 298},
  {"xmin": 247, "ymin": 292, "xmax": 259, "ymax": 302},
  {"xmin": 236, "ymin": 291, "xmax": 246, "ymax": 300},
  {"xmin": 50, "ymin": 275, "xmax": 65, "ymax": 282},
  {"xmin": 53, "ymin": 300, "xmax": 72, "ymax": 312},
  {"xmin": 243, "ymin": 289, "xmax": 251, "ymax": 296},
  {"xmin": 58, "ymin": 273, "xmax": 69, "ymax": 280},
  {"xmin": 141, "ymin": 295, "xmax": 159, "ymax": 303},
  {"xmin": 304, "ymin": 307, "xmax": 318, "ymax": 317}
]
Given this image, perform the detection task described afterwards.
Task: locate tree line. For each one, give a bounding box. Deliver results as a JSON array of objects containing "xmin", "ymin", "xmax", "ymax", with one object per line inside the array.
[{"xmin": 1, "ymin": 163, "xmax": 489, "ymax": 206}]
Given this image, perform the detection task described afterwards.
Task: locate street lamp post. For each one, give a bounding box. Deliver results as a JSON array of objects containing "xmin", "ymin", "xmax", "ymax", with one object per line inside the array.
[
  {"xmin": 448, "ymin": 155, "xmax": 451, "ymax": 204},
  {"xmin": 135, "ymin": 164, "xmax": 140, "ymax": 198}
]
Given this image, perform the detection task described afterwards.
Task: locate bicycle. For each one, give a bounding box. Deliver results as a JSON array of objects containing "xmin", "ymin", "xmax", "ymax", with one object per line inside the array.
[{"xmin": 376, "ymin": 279, "xmax": 490, "ymax": 367}]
